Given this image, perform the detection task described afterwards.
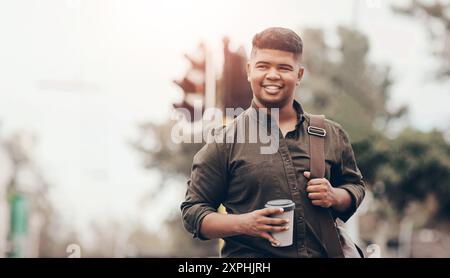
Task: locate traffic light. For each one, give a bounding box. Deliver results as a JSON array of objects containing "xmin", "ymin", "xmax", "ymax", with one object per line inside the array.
[
  {"xmin": 173, "ymin": 43, "xmax": 207, "ymax": 122},
  {"xmin": 173, "ymin": 39, "xmax": 251, "ymax": 122},
  {"xmin": 221, "ymin": 37, "xmax": 253, "ymax": 112}
]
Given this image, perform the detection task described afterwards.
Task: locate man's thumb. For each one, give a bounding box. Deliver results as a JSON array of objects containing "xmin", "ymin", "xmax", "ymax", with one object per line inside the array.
[{"xmin": 303, "ymin": 171, "xmax": 310, "ymax": 179}]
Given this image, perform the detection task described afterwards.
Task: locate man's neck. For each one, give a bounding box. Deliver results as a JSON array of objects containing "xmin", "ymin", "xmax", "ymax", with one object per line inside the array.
[
  {"xmin": 278, "ymin": 101, "xmax": 297, "ymax": 123},
  {"xmin": 253, "ymin": 98, "xmax": 297, "ymax": 124}
]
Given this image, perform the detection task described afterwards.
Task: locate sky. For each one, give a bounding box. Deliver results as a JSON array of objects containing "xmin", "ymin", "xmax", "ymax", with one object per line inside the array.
[{"xmin": 0, "ymin": 0, "xmax": 449, "ymax": 246}]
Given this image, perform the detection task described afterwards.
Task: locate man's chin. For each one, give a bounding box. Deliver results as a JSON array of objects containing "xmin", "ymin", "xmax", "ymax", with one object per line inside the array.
[{"xmin": 257, "ymin": 96, "xmax": 288, "ymax": 109}]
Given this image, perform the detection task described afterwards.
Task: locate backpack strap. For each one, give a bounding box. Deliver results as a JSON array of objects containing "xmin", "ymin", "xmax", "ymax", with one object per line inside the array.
[
  {"xmin": 308, "ymin": 114, "xmax": 344, "ymax": 258},
  {"xmin": 308, "ymin": 115, "xmax": 327, "ymax": 179}
]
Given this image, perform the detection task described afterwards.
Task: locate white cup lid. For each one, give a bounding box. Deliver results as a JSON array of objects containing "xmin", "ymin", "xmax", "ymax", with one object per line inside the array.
[{"xmin": 264, "ymin": 199, "xmax": 295, "ymax": 211}]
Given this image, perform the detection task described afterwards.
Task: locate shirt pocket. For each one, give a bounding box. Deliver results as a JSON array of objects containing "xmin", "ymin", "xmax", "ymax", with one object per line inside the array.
[{"xmin": 228, "ymin": 160, "xmax": 282, "ymax": 208}]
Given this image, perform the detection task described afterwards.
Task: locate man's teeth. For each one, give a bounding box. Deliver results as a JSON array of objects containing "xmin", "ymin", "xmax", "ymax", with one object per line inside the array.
[{"xmin": 264, "ymin": 85, "xmax": 281, "ymax": 93}]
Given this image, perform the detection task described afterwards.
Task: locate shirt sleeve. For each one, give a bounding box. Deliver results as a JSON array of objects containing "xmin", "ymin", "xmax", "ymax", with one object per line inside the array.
[
  {"xmin": 331, "ymin": 127, "xmax": 366, "ymax": 222},
  {"xmin": 180, "ymin": 141, "xmax": 228, "ymax": 240}
]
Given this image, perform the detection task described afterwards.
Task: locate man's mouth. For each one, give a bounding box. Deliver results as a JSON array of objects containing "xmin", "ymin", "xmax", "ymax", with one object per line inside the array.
[{"xmin": 262, "ymin": 84, "xmax": 283, "ymax": 94}]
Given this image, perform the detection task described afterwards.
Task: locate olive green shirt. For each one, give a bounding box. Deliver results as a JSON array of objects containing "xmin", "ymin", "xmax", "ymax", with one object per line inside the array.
[{"xmin": 181, "ymin": 100, "xmax": 365, "ymax": 258}]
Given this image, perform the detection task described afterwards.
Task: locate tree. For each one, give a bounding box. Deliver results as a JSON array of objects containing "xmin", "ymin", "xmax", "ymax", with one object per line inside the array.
[
  {"xmin": 132, "ymin": 121, "xmax": 218, "ymax": 257},
  {"xmin": 392, "ymin": 0, "xmax": 450, "ymax": 78},
  {"xmin": 353, "ymin": 129, "xmax": 450, "ymax": 257},
  {"xmin": 353, "ymin": 129, "xmax": 450, "ymax": 219},
  {"xmin": 297, "ymin": 26, "xmax": 406, "ymax": 142},
  {"xmin": 1, "ymin": 131, "xmax": 53, "ymax": 257}
]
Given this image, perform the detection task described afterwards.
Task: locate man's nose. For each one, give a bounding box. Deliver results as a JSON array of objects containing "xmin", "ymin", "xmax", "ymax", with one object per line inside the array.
[{"xmin": 266, "ymin": 68, "xmax": 280, "ymax": 79}]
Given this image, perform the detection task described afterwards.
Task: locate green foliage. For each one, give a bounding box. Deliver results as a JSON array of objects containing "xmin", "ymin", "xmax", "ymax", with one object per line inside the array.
[
  {"xmin": 354, "ymin": 129, "xmax": 450, "ymax": 219},
  {"xmin": 132, "ymin": 121, "xmax": 204, "ymax": 178},
  {"xmin": 297, "ymin": 26, "xmax": 403, "ymax": 142}
]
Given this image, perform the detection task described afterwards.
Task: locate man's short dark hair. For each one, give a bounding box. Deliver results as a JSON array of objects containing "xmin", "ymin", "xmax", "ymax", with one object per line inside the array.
[{"xmin": 251, "ymin": 27, "xmax": 303, "ymax": 60}]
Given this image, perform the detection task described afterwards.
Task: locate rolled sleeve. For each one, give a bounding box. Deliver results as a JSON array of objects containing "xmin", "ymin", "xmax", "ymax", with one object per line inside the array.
[
  {"xmin": 180, "ymin": 141, "xmax": 228, "ymax": 240},
  {"xmin": 332, "ymin": 127, "xmax": 366, "ymax": 222}
]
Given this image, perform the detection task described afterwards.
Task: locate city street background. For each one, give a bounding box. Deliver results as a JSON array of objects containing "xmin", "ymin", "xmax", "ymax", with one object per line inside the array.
[{"xmin": 0, "ymin": 0, "xmax": 449, "ymax": 257}]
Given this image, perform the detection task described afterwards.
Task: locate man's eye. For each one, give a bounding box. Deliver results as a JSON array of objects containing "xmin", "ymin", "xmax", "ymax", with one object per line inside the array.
[
  {"xmin": 280, "ymin": 67, "xmax": 292, "ymax": 71},
  {"xmin": 256, "ymin": 65, "xmax": 267, "ymax": 69}
]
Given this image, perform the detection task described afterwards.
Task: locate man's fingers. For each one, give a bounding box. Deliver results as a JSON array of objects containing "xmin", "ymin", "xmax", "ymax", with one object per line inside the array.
[
  {"xmin": 262, "ymin": 217, "xmax": 289, "ymax": 226},
  {"xmin": 308, "ymin": 192, "xmax": 323, "ymax": 200},
  {"xmin": 311, "ymin": 200, "xmax": 325, "ymax": 207},
  {"xmin": 259, "ymin": 224, "xmax": 289, "ymax": 233},
  {"xmin": 260, "ymin": 207, "xmax": 284, "ymax": 216},
  {"xmin": 303, "ymin": 171, "xmax": 310, "ymax": 179},
  {"xmin": 259, "ymin": 232, "xmax": 280, "ymax": 246},
  {"xmin": 306, "ymin": 184, "xmax": 325, "ymax": 193},
  {"xmin": 307, "ymin": 178, "xmax": 327, "ymax": 186}
]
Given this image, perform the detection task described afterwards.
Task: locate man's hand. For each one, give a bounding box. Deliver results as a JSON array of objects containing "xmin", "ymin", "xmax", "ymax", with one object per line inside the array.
[
  {"xmin": 303, "ymin": 171, "xmax": 337, "ymax": 208},
  {"xmin": 236, "ymin": 207, "xmax": 289, "ymax": 246}
]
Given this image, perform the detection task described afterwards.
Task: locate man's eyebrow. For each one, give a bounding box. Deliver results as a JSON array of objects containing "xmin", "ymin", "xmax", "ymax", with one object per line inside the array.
[
  {"xmin": 278, "ymin": 64, "xmax": 294, "ymax": 68},
  {"xmin": 255, "ymin": 61, "xmax": 294, "ymax": 68}
]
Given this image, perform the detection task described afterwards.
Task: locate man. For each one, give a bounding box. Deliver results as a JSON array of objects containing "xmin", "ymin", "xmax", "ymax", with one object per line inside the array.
[{"xmin": 181, "ymin": 27, "xmax": 365, "ymax": 257}]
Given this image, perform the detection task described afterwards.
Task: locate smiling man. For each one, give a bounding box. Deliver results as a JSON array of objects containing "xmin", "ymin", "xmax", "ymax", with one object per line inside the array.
[{"xmin": 181, "ymin": 27, "xmax": 365, "ymax": 258}]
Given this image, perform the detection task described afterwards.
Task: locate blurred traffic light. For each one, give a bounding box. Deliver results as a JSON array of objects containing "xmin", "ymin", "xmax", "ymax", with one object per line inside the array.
[
  {"xmin": 221, "ymin": 37, "xmax": 253, "ymax": 112},
  {"xmin": 173, "ymin": 39, "xmax": 252, "ymax": 122},
  {"xmin": 173, "ymin": 43, "xmax": 207, "ymax": 122}
]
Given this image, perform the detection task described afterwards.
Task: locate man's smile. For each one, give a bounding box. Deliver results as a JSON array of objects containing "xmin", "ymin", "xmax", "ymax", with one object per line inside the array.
[{"xmin": 262, "ymin": 84, "xmax": 284, "ymax": 94}]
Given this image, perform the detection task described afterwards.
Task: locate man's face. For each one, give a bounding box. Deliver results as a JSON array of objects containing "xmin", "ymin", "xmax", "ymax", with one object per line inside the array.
[{"xmin": 247, "ymin": 48, "xmax": 304, "ymax": 109}]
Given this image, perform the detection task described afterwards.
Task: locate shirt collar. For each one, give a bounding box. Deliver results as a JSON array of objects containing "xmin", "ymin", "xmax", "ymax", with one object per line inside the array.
[{"xmin": 250, "ymin": 99, "xmax": 306, "ymax": 126}]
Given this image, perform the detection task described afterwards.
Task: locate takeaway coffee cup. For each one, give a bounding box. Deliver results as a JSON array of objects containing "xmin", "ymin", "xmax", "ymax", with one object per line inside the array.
[{"xmin": 264, "ymin": 199, "xmax": 295, "ymax": 247}]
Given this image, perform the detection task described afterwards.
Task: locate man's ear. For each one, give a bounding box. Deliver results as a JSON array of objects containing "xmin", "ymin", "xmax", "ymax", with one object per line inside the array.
[
  {"xmin": 297, "ymin": 66, "xmax": 305, "ymax": 82},
  {"xmin": 246, "ymin": 62, "xmax": 251, "ymax": 82}
]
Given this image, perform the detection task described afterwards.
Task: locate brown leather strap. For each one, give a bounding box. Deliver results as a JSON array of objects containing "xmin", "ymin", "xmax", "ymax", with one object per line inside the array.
[
  {"xmin": 309, "ymin": 115, "xmax": 326, "ymax": 179},
  {"xmin": 308, "ymin": 114, "xmax": 344, "ymax": 258}
]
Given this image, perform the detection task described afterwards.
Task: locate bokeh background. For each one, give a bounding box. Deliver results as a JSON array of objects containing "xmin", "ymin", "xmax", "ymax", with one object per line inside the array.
[{"xmin": 0, "ymin": 0, "xmax": 449, "ymax": 258}]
